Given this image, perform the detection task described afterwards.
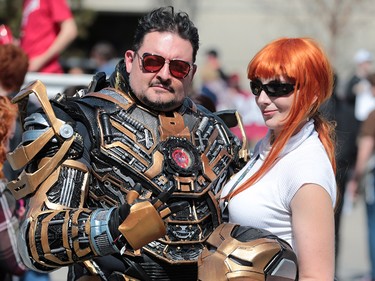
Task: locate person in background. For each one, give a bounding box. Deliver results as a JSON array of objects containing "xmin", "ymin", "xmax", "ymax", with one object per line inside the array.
[
  {"xmin": 7, "ymin": 6, "xmax": 246, "ymax": 281},
  {"xmin": 191, "ymin": 93, "xmax": 217, "ymax": 112},
  {"xmin": 220, "ymin": 37, "xmax": 337, "ymax": 280},
  {"xmin": 0, "ymin": 36, "xmax": 28, "ymax": 281},
  {"xmin": 347, "ymin": 72, "xmax": 375, "ymax": 281},
  {"xmin": 199, "ymin": 48, "xmax": 230, "ymax": 111},
  {"xmin": 0, "ymin": 96, "xmax": 25, "ymax": 281},
  {"xmin": 227, "ymin": 73, "xmax": 268, "ymax": 149},
  {"xmin": 0, "ymin": 21, "xmax": 14, "ymax": 45},
  {"xmin": 345, "ymin": 49, "xmax": 374, "ymax": 123},
  {"xmin": 0, "ymin": 42, "xmax": 50, "ymax": 281},
  {"xmin": 0, "ymin": 44, "xmax": 29, "ymax": 181},
  {"xmin": 0, "ymin": 41, "xmax": 27, "ymax": 281},
  {"xmin": 20, "ymin": 0, "xmax": 78, "ymax": 73},
  {"xmin": 90, "ymin": 41, "xmax": 118, "ymax": 77},
  {"xmin": 339, "ymin": 50, "xmax": 374, "ymax": 196},
  {"xmin": 203, "ymin": 49, "xmax": 229, "ymax": 83}
]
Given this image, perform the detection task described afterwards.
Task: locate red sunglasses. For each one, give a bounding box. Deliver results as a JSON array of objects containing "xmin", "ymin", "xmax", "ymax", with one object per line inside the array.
[{"xmin": 136, "ymin": 52, "xmax": 193, "ymax": 79}]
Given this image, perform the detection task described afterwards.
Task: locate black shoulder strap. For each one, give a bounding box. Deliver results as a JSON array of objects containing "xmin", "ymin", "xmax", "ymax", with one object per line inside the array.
[{"xmin": 222, "ymin": 154, "xmax": 259, "ymax": 221}]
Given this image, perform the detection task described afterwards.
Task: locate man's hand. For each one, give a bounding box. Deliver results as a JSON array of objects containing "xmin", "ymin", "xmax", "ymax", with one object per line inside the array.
[{"xmin": 111, "ymin": 183, "xmax": 188, "ymax": 250}]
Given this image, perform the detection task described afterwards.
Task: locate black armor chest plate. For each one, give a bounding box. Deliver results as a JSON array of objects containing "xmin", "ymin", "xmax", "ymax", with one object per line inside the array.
[{"xmin": 83, "ymin": 89, "xmax": 236, "ymax": 264}]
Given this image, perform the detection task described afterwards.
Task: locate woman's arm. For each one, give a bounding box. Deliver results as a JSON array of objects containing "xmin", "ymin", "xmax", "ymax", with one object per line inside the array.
[{"xmin": 291, "ymin": 183, "xmax": 335, "ymax": 281}]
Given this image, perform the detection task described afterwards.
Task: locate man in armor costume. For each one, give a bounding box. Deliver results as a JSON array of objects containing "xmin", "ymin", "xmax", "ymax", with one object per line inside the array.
[{"xmin": 7, "ymin": 6, "xmax": 249, "ymax": 281}]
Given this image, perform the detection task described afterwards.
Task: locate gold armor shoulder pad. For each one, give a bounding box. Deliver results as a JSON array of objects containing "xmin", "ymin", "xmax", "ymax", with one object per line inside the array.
[
  {"xmin": 198, "ymin": 223, "xmax": 298, "ymax": 281},
  {"xmin": 7, "ymin": 80, "xmax": 77, "ymax": 199}
]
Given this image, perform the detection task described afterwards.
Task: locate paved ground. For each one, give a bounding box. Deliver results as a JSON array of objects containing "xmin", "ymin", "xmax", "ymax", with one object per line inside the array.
[
  {"xmin": 336, "ymin": 198, "xmax": 371, "ymax": 281},
  {"xmin": 49, "ymin": 199, "xmax": 371, "ymax": 281}
]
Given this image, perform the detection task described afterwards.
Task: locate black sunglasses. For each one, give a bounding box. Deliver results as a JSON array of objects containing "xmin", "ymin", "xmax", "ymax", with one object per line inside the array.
[
  {"xmin": 136, "ymin": 52, "xmax": 193, "ymax": 79},
  {"xmin": 250, "ymin": 80, "xmax": 295, "ymax": 97}
]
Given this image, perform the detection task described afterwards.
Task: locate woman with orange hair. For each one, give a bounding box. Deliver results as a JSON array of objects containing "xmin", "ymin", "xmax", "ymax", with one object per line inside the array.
[{"xmin": 221, "ymin": 38, "xmax": 337, "ymax": 280}]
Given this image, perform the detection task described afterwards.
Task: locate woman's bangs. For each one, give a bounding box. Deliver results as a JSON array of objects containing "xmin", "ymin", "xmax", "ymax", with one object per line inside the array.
[{"xmin": 249, "ymin": 53, "xmax": 289, "ymax": 81}]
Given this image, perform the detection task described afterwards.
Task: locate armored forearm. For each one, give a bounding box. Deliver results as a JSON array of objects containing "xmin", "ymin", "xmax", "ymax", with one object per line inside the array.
[
  {"xmin": 19, "ymin": 186, "xmax": 177, "ymax": 272},
  {"xmin": 15, "ymin": 160, "xmax": 177, "ymax": 272},
  {"xmin": 27, "ymin": 182, "xmax": 184, "ymax": 270},
  {"xmin": 19, "ymin": 207, "xmax": 96, "ymax": 271},
  {"xmin": 14, "ymin": 157, "xmax": 123, "ymax": 272}
]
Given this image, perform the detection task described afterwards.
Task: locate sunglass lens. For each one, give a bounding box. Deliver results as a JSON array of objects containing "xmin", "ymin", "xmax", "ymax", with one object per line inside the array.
[
  {"xmin": 250, "ymin": 81, "xmax": 262, "ymax": 96},
  {"xmin": 250, "ymin": 80, "xmax": 295, "ymax": 97},
  {"xmin": 264, "ymin": 83, "xmax": 279, "ymax": 95},
  {"xmin": 143, "ymin": 55, "xmax": 165, "ymax": 72},
  {"xmin": 140, "ymin": 53, "xmax": 191, "ymax": 78},
  {"xmin": 170, "ymin": 60, "xmax": 191, "ymax": 78},
  {"xmin": 266, "ymin": 83, "xmax": 294, "ymax": 96}
]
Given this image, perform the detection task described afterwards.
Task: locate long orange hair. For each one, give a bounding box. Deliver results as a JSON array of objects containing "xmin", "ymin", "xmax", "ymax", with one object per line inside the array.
[
  {"xmin": 228, "ymin": 37, "xmax": 336, "ymax": 200},
  {"xmin": 0, "ymin": 96, "xmax": 18, "ymax": 179}
]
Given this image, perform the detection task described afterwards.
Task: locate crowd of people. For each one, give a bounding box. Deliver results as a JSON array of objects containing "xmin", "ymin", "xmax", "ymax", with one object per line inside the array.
[
  {"xmin": 1, "ymin": 1, "xmax": 375, "ymax": 281},
  {"xmin": 343, "ymin": 50, "xmax": 375, "ymax": 281},
  {"xmin": 198, "ymin": 48, "xmax": 267, "ymax": 149}
]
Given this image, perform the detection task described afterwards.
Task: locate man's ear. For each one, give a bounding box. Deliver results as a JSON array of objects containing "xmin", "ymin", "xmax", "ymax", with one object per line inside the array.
[{"xmin": 125, "ymin": 50, "xmax": 135, "ymax": 72}]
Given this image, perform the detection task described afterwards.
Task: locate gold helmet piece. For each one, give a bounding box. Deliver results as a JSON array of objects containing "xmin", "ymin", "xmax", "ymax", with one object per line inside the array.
[{"xmin": 198, "ymin": 223, "xmax": 298, "ymax": 281}]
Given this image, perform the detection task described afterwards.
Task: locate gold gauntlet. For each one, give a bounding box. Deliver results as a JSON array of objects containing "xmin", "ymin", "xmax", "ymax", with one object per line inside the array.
[
  {"xmin": 116, "ymin": 183, "xmax": 188, "ymax": 251},
  {"xmin": 118, "ymin": 200, "xmax": 166, "ymax": 250}
]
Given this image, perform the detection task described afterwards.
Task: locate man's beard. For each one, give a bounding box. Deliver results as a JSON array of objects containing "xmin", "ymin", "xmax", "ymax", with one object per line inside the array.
[{"xmin": 138, "ymin": 95, "xmax": 181, "ymax": 112}]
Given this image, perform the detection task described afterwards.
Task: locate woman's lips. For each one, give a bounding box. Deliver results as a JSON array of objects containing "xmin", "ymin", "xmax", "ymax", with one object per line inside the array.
[{"xmin": 262, "ymin": 110, "xmax": 277, "ymax": 117}]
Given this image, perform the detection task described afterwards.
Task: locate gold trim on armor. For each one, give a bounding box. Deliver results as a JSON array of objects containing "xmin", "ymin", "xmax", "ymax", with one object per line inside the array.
[
  {"xmin": 7, "ymin": 127, "xmax": 56, "ymax": 170},
  {"xmin": 110, "ymin": 119, "xmax": 156, "ymax": 154},
  {"xmin": 72, "ymin": 209, "xmax": 93, "ymax": 257},
  {"xmin": 234, "ymin": 111, "xmax": 249, "ymax": 162},
  {"xmin": 86, "ymin": 90, "xmax": 134, "ymax": 111},
  {"xmin": 144, "ymin": 151, "xmax": 164, "ymax": 179},
  {"xmin": 26, "ymin": 159, "xmax": 89, "ymax": 212},
  {"xmin": 198, "ymin": 223, "xmax": 288, "ymax": 281},
  {"xmin": 7, "ymin": 80, "xmax": 77, "ymax": 199},
  {"xmin": 8, "ymin": 138, "xmax": 74, "ymax": 199},
  {"xmin": 12, "ymin": 80, "xmax": 64, "ymax": 134},
  {"xmin": 158, "ymin": 112, "xmax": 191, "ymax": 141},
  {"xmin": 103, "ymin": 122, "xmax": 149, "ymax": 167}
]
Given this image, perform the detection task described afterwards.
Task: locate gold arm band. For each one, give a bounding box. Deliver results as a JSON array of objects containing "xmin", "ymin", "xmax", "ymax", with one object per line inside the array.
[
  {"xmin": 7, "ymin": 127, "xmax": 55, "ymax": 170},
  {"xmin": 12, "ymin": 80, "xmax": 63, "ymax": 134},
  {"xmin": 7, "ymin": 137, "xmax": 74, "ymax": 199}
]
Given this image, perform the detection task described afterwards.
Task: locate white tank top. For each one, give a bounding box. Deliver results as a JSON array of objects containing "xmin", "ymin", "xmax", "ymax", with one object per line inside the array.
[{"xmin": 220, "ymin": 120, "xmax": 336, "ymax": 249}]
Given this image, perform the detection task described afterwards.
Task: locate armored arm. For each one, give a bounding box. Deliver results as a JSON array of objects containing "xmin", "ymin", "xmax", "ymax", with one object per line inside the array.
[
  {"xmin": 7, "ymin": 81, "xmax": 179, "ymax": 272},
  {"xmin": 7, "ymin": 81, "xmax": 103, "ymax": 271}
]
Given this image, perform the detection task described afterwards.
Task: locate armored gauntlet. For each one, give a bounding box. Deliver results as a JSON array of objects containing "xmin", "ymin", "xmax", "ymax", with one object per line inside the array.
[{"xmin": 107, "ymin": 183, "xmax": 189, "ymax": 251}]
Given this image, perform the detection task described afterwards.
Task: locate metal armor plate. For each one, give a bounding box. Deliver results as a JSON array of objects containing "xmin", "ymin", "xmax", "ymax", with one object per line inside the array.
[{"xmin": 85, "ymin": 88, "xmax": 236, "ymax": 264}]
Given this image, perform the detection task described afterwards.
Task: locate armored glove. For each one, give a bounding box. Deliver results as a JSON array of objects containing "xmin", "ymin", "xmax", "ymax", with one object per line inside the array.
[{"xmin": 109, "ymin": 183, "xmax": 188, "ymax": 251}]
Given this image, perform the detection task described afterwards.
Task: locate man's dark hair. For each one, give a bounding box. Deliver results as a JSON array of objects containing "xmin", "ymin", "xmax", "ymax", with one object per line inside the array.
[{"xmin": 132, "ymin": 6, "xmax": 199, "ymax": 62}]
